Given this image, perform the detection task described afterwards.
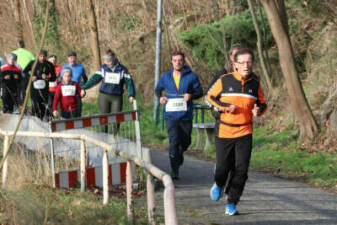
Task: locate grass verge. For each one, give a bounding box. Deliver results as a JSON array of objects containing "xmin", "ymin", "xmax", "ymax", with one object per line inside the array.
[
  {"xmin": 0, "ymin": 185, "xmax": 154, "ymax": 225},
  {"xmin": 251, "ymin": 124, "xmax": 337, "ymax": 191}
]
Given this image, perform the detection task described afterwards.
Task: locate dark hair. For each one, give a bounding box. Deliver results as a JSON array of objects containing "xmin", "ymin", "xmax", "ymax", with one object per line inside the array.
[
  {"xmin": 67, "ymin": 51, "xmax": 77, "ymax": 57},
  {"xmin": 234, "ymin": 48, "xmax": 254, "ymax": 62},
  {"xmin": 17, "ymin": 40, "xmax": 25, "ymax": 48},
  {"xmin": 48, "ymin": 55, "xmax": 57, "ymax": 59},
  {"xmin": 40, "ymin": 49, "xmax": 48, "ymax": 56},
  {"xmin": 171, "ymin": 51, "xmax": 185, "ymax": 61}
]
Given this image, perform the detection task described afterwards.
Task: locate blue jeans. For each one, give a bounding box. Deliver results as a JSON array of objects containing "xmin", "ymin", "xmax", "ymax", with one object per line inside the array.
[{"xmin": 166, "ymin": 119, "xmax": 192, "ymax": 172}]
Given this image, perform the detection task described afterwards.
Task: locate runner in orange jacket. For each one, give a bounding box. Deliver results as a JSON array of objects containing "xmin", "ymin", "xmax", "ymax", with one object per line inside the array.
[{"xmin": 206, "ymin": 48, "xmax": 267, "ymax": 216}]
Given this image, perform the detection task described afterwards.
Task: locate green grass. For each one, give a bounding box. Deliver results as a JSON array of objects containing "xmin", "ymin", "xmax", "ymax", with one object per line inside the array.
[
  {"xmin": 0, "ymin": 185, "xmax": 154, "ymax": 225},
  {"xmin": 251, "ymin": 123, "xmax": 337, "ymax": 190}
]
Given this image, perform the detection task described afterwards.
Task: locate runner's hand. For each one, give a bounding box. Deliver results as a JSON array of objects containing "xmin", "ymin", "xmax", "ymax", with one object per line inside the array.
[
  {"xmin": 80, "ymin": 90, "xmax": 86, "ymax": 98},
  {"xmin": 32, "ymin": 76, "xmax": 37, "ymax": 81},
  {"xmin": 53, "ymin": 111, "xmax": 59, "ymax": 118},
  {"xmin": 252, "ymin": 104, "xmax": 260, "ymax": 116},
  {"xmin": 129, "ymin": 97, "xmax": 134, "ymax": 103},
  {"xmin": 183, "ymin": 93, "xmax": 192, "ymax": 102},
  {"xmin": 14, "ymin": 75, "xmax": 19, "ymax": 79},
  {"xmin": 4, "ymin": 75, "xmax": 10, "ymax": 80},
  {"xmin": 160, "ymin": 97, "xmax": 168, "ymax": 105},
  {"xmin": 42, "ymin": 73, "xmax": 46, "ymax": 79},
  {"xmin": 228, "ymin": 104, "xmax": 236, "ymax": 114}
]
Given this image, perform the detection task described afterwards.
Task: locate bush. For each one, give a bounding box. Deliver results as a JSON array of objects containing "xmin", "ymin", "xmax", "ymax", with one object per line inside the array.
[{"xmin": 179, "ymin": 9, "xmax": 273, "ymax": 72}]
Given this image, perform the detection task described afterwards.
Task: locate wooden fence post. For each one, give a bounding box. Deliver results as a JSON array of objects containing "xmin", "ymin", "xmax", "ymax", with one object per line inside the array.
[
  {"xmin": 163, "ymin": 175, "xmax": 178, "ymax": 225},
  {"xmin": 126, "ymin": 160, "xmax": 134, "ymax": 223},
  {"xmin": 1, "ymin": 135, "xmax": 9, "ymax": 188},
  {"xmin": 144, "ymin": 149, "xmax": 155, "ymax": 224},
  {"xmin": 103, "ymin": 149, "xmax": 109, "ymax": 205},
  {"xmin": 80, "ymin": 140, "xmax": 87, "ymax": 192}
]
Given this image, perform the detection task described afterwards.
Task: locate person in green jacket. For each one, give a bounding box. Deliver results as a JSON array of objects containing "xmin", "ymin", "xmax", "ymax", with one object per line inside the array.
[
  {"xmin": 81, "ymin": 50, "xmax": 136, "ymax": 134},
  {"xmin": 12, "ymin": 40, "xmax": 35, "ymax": 104}
]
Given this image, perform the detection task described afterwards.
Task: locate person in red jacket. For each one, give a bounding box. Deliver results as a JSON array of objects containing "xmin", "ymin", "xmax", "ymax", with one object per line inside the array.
[
  {"xmin": 52, "ymin": 68, "xmax": 85, "ymax": 119},
  {"xmin": 1, "ymin": 53, "xmax": 22, "ymax": 113}
]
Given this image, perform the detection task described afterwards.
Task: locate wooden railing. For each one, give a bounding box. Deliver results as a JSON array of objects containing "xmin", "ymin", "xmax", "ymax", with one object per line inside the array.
[{"xmin": 0, "ymin": 129, "xmax": 178, "ymax": 225}]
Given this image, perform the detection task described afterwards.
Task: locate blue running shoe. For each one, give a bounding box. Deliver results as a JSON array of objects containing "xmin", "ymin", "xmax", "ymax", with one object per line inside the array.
[
  {"xmin": 225, "ymin": 203, "xmax": 239, "ymax": 215},
  {"xmin": 210, "ymin": 183, "xmax": 223, "ymax": 201}
]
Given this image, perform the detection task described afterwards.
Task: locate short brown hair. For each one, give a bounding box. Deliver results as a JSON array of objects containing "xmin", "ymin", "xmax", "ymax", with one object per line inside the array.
[
  {"xmin": 171, "ymin": 51, "xmax": 185, "ymax": 61},
  {"xmin": 234, "ymin": 48, "xmax": 254, "ymax": 62}
]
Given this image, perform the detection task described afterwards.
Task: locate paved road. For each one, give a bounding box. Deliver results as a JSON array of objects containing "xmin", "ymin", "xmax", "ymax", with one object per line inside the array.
[{"xmin": 150, "ymin": 149, "xmax": 337, "ymax": 225}]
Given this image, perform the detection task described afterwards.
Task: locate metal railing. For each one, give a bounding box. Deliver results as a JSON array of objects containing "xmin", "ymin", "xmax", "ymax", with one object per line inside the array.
[
  {"xmin": 161, "ymin": 103, "xmax": 211, "ymax": 130},
  {"xmin": 0, "ymin": 124, "xmax": 178, "ymax": 225}
]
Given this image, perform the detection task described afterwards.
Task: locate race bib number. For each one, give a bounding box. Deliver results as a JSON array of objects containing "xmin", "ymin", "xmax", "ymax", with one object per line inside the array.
[
  {"xmin": 166, "ymin": 98, "xmax": 187, "ymax": 112},
  {"xmin": 49, "ymin": 81, "xmax": 57, "ymax": 87},
  {"xmin": 105, "ymin": 72, "xmax": 120, "ymax": 84},
  {"xmin": 61, "ymin": 85, "xmax": 76, "ymax": 96},
  {"xmin": 33, "ymin": 80, "xmax": 46, "ymax": 89}
]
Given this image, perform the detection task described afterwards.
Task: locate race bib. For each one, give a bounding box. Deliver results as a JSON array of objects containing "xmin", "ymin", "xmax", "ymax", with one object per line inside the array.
[
  {"xmin": 166, "ymin": 98, "xmax": 187, "ymax": 112},
  {"xmin": 61, "ymin": 85, "xmax": 76, "ymax": 96},
  {"xmin": 33, "ymin": 80, "xmax": 46, "ymax": 89},
  {"xmin": 104, "ymin": 72, "xmax": 120, "ymax": 84},
  {"xmin": 49, "ymin": 81, "xmax": 57, "ymax": 87}
]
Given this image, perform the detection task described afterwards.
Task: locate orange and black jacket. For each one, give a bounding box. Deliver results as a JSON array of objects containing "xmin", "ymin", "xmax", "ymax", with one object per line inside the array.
[{"xmin": 206, "ymin": 71, "xmax": 267, "ymax": 138}]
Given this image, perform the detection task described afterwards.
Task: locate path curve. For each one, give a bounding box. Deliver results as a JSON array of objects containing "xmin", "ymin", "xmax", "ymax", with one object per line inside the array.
[{"xmin": 150, "ymin": 149, "xmax": 337, "ymax": 225}]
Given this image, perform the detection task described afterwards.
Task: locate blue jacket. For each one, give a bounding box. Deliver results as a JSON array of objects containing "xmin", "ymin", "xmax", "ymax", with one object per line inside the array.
[
  {"xmin": 60, "ymin": 64, "xmax": 87, "ymax": 84},
  {"xmin": 82, "ymin": 62, "xmax": 135, "ymax": 97},
  {"xmin": 155, "ymin": 66, "xmax": 203, "ymax": 121}
]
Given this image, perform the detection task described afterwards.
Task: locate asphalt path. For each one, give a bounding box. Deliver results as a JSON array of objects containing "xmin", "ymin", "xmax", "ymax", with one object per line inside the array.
[{"xmin": 150, "ymin": 149, "xmax": 337, "ymax": 225}]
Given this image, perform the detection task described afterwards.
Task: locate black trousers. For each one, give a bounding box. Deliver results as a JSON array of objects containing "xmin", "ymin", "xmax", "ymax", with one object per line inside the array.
[
  {"xmin": 61, "ymin": 110, "xmax": 80, "ymax": 119},
  {"xmin": 31, "ymin": 89, "xmax": 49, "ymax": 120},
  {"xmin": 1, "ymin": 89, "xmax": 16, "ymax": 113},
  {"xmin": 48, "ymin": 92, "xmax": 55, "ymax": 118},
  {"xmin": 215, "ymin": 134, "xmax": 252, "ymax": 205},
  {"xmin": 166, "ymin": 119, "xmax": 192, "ymax": 172}
]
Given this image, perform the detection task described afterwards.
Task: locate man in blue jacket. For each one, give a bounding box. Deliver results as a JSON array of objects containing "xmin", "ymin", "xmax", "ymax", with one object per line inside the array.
[{"xmin": 155, "ymin": 51, "xmax": 203, "ymax": 179}]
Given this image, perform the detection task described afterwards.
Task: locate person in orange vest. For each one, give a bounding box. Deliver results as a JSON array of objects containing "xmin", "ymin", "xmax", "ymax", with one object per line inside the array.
[{"xmin": 206, "ymin": 48, "xmax": 267, "ymax": 215}]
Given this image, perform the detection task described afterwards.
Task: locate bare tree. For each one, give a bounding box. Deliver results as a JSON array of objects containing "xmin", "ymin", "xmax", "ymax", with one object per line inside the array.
[
  {"xmin": 85, "ymin": 0, "xmax": 101, "ymax": 70},
  {"xmin": 261, "ymin": 0, "xmax": 318, "ymax": 141},
  {"xmin": 247, "ymin": 0, "xmax": 272, "ymax": 92},
  {"xmin": 10, "ymin": 0, "xmax": 24, "ymax": 41}
]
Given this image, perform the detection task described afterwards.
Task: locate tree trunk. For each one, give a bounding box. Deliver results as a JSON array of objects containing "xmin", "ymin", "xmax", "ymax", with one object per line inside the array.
[
  {"xmin": 85, "ymin": 0, "xmax": 101, "ymax": 70},
  {"xmin": 257, "ymin": 0, "xmax": 272, "ymax": 77},
  {"xmin": 247, "ymin": 0, "xmax": 273, "ymax": 92},
  {"xmin": 84, "ymin": 0, "xmax": 101, "ymax": 100},
  {"xmin": 261, "ymin": 0, "xmax": 318, "ymax": 141},
  {"xmin": 10, "ymin": 0, "xmax": 24, "ymax": 41},
  {"xmin": 274, "ymin": 0, "xmax": 289, "ymax": 36},
  {"xmin": 22, "ymin": 0, "xmax": 37, "ymax": 50}
]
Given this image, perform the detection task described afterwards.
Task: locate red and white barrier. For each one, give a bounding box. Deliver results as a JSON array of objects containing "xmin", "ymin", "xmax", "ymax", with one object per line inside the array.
[
  {"xmin": 55, "ymin": 162, "xmax": 138, "ymax": 188},
  {"xmin": 51, "ymin": 111, "xmax": 137, "ymax": 132}
]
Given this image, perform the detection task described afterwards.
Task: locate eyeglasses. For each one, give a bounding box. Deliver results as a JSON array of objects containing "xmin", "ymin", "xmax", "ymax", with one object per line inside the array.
[{"xmin": 236, "ymin": 61, "xmax": 253, "ymax": 66}]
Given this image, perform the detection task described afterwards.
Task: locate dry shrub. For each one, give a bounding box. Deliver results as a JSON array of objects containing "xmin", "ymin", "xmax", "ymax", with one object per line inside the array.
[{"xmin": 6, "ymin": 148, "xmax": 52, "ymax": 189}]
